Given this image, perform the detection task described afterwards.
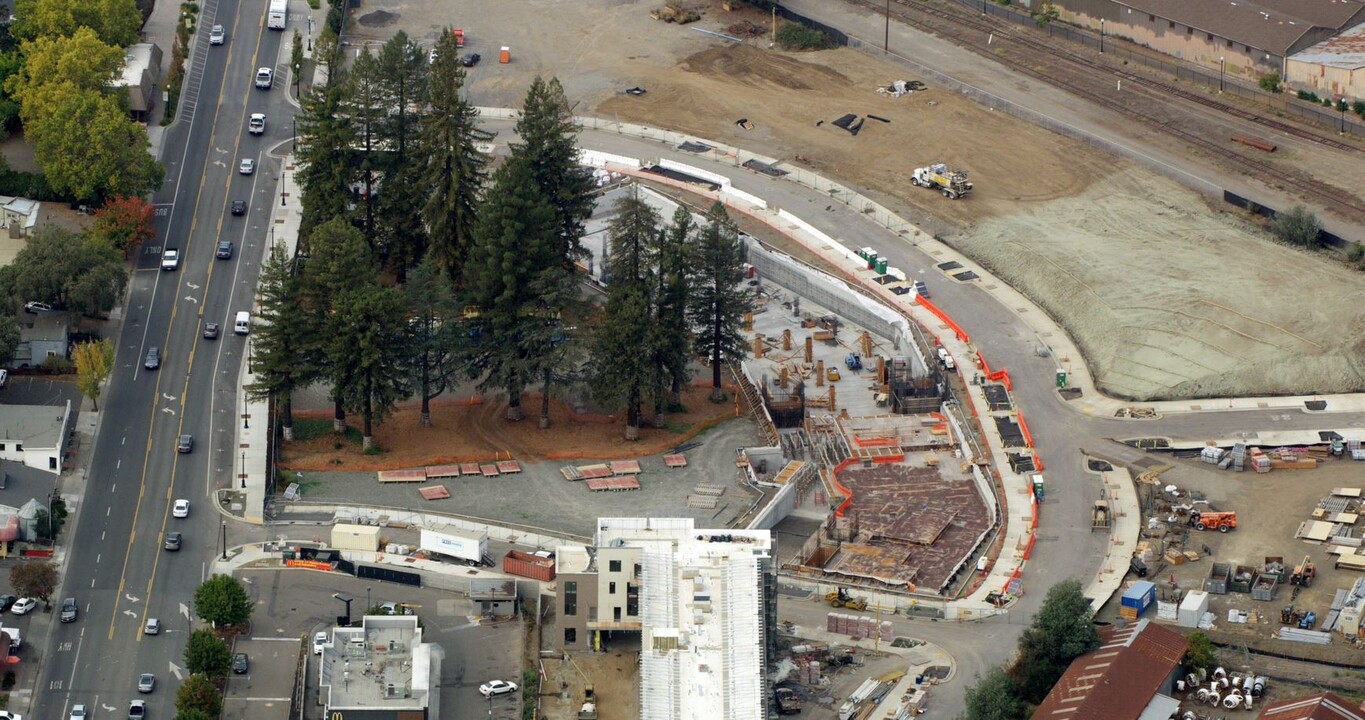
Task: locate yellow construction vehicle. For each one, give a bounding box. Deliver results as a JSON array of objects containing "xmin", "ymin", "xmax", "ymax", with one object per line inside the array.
[
  {"xmin": 825, "ymin": 587, "xmax": 868, "ymax": 611},
  {"xmin": 911, "ymin": 163, "xmax": 973, "ymax": 199}
]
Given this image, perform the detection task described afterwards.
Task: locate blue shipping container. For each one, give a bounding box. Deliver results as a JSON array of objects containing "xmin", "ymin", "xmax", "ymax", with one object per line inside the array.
[{"xmin": 1121, "ymin": 581, "xmax": 1157, "ymax": 612}]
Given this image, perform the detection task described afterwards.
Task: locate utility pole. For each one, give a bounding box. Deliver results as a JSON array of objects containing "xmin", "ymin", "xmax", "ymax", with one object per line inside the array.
[{"xmin": 884, "ymin": 0, "xmax": 890, "ymax": 52}]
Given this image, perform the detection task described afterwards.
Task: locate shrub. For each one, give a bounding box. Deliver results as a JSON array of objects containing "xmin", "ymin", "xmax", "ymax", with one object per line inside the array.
[
  {"xmin": 1354, "ymin": 100, "xmax": 1365, "ymax": 119},
  {"xmin": 326, "ymin": 7, "xmax": 342, "ymax": 34},
  {"xmin": 1297, "ymin": 89, "xmax": 1319, "ymax": 102},
  {"xmin": 1271, "ymin": 205, "xmax": 1322, "ymax": 248},
  {"xmin": 776, "ymin": 22, "xmax": 834, "ymax": 50},
  {"xmin": 1348, "ymin": 243, "xmax": 1364, "ymax": 262},
  {"xmin": 0, "ymin": 167, "xmax": 57, "ymax": 200},
  {"xmin": 1257, "ymin": 71, "xmax": 1281, "ymax": 93},
  {"xmin": 40, "ymin": 355, "xmax": 73, "ymax": 373}
]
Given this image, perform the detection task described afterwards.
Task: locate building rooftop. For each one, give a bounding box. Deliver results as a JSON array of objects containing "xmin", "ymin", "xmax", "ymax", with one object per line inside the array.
[
  {"xmin": 470, "ymin": 578, "xmax": 516, "ymax": 601},
  {"xmin": 556, "ymin": 545, "xmax": 592, "ymax": 573},
  {"xmin": 1259, "ymin": 692, "xmax": 1365, "ymax": 720},
  {"xmin": 1292, "ymin": 20, "xmax": 1365, "ymax": 69},
  {"xmin": 20, "ymin": 314, "xmax": 67, "ymax": 343},
  {"xmin": 1113, "ymin": 0, "xmax": 1365, "ymax": 55},
  {"xmin": 595, "ymin": 517, "xmax": 773, "ymax": 554},
  {"xmin": 1033, "ymin": 619, "xmax": 1189, "ymax": 720},
  {"xmin": 0, "ymin": 403, "xmax": 69, "ymax": 450},
  {"xmin": 320, "ymin": 616, "xmax": 432, "ymax": 711},
  {"xmin": 114, "ymin": 43, "xmax": 158, "ymax": 88}
]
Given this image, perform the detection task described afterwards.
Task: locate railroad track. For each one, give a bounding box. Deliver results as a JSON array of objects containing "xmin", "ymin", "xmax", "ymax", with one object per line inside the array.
[{"xmin": 847, "ymin": 0, "xmax": 1365, "ymax": 217}]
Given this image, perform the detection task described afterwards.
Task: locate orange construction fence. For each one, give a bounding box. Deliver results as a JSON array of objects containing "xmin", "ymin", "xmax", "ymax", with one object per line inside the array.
[
  {"xmin": 976, "ymin": 351, "xmax": 1013, "ymax": 392},
  {"xmin": 915, "ymin": 296, "xmax": 970, "ymax": 343}
]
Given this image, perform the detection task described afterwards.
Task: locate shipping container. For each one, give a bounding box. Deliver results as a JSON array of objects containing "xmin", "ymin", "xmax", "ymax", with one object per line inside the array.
[
  {"xmin": 1178, "ymin": 590, "xmax": 1209, "ymax": 628},
  {"xmin": 1121, "ymin": 580, "xmax": 1156, "ymax": 615},
  {"xmin": 503, "ymin": 550, "xmax": 556, "ymax": 582}
]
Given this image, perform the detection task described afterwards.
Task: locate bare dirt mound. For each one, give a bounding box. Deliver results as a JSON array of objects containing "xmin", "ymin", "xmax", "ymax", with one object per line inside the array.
[
  {"xmin": 955, "ymin": 168, "xmax": 1365, "ymax": 400},
  {"xmin": 279, "ymin": 384, "xmax": 738, "ymax": 471}
]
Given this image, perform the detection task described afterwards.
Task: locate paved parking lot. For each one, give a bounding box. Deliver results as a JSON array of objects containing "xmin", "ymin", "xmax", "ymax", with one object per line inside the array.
[
  {"xmin": 223, "ymin": 636, "xmax": 300, "ymax": 720},
  {"xmin": 239, "ymin": 569, "xmax": 524, "ymax": 720},
  {"xmin": 0, "ymin": 373, "xmax": 84, "ymax": 408}
]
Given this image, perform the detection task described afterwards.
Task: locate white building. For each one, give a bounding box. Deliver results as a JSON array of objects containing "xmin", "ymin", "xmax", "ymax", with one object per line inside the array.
[
  {"xmin": 0, "ymin": 401, "xmax": 71, "ymax": 473},
  {"xmin": 559, "ymin": 518, "xmax": 773, "ymax": 720},
  {"xmin": 318, "ymin": 615, "xmax": 443, "ymax": 720}
]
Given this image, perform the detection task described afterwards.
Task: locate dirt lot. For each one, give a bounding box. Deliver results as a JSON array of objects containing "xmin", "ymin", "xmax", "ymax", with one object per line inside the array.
[
  {"xmin": 540, "ymin": 647, "xmax": 641, "ymax": 720},
  {"xmin": 279, "ymin": 384, "xmax": 738, "ymax": 471},
  {"xmin": 347, "ymin": 0, "xmax": 1365, "ymax": 401}
]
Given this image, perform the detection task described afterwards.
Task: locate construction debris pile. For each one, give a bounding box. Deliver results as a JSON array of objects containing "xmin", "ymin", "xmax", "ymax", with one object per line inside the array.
[{"xmin": 876, "ymin": 79, "xmax": 927, "ymax": 97}]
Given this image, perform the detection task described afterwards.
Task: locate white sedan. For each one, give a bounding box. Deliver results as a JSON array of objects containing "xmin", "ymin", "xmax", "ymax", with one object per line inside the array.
[
  {"xmin": 10, "ymin": 598, "xmax": 36, "ymax": 615},
  {"xmin": 313, "ymin": 631, "xmax": 329, "ymax": 655},
  {"xmin": 239, "ymin": 158, "xmax": 255, "ymax": 175},
  {"xmin": 479, "ymin": 680, "xmax": 518, "ymax": 698},
  {"xmin": 173, "ymin": 499, "xmax": 190, "ymax": 518}
]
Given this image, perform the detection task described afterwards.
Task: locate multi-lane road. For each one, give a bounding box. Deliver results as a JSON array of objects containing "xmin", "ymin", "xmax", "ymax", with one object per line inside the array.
[{"xmin": 32, "ymin": 0, "xmax": 292, "ymax": 716}]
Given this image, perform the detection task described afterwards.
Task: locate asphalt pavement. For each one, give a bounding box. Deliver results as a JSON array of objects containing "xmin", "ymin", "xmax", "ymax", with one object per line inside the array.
[{"xmin": 26, "ymin": 0, "xmax": 292, "ymax": 716}]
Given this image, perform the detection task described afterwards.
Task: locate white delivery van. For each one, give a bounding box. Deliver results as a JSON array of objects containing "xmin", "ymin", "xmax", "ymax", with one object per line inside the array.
[
  {"xmin": 234, "ymin": 311, "xmax": 251, "ymax": 335},
  {"xmin": 937, "ymin": 347, "xmax": 956, "ymax": 371}
]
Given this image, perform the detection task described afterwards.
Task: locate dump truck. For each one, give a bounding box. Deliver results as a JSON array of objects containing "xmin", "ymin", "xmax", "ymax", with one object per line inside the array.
[
  {"xmin": 453, "ymin": 28, "xmax": 466, "ymax": 47},
  {"xmin": 911, "ymin": 163, "xmax": 973, "ymax": 199},
  {"xmin": 1091, "ymin": 500, "xmax": 1111, "ymax": 531},
  {"xmin": 775, "ymin": 688, "xmax": 803, "ymax": 715},
  {"xmin": 825, "ymin": 587, "xmax": 868, "ymax": 611},
  {"xmin": 1189, "ymin": 510, "xmax": 1237, "ymax": 533}
]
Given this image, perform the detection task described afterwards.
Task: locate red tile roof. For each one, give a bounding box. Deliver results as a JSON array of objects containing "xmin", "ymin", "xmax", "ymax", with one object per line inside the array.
[
  {"xmin": 1260, "ymin": 692, "xmax": 1365, "ymax": 720},
  {"xmin": 1033, "ymin": 620, "xmax": 1189, "ymax": 720}
]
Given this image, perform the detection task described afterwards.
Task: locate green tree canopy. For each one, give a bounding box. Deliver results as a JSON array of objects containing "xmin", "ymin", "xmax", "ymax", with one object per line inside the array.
[
  {"xmin": 12, "ymin": 0, "xmax": 142, "ymax": 46},
  {"xmin": 183, "ymin": 630, "xmax": 232, "ymax": 678},
  {"xmin": 404, "ymin": 257, "xmax": 462, "ymax": 426},
  {"xmin": 6, "ymin": 27, "xmax": 123, "ymax": 112},
  {"xmin": 27, "ymin": 87, "xmax": 162, "ymax": 202},
  {"xmin": 247, "ymin": 244, "xmax": 316, "ymax": 440},
  {"xmin": 331, "ymin": 284, "xmax": 411, "ymax": 449},
  {"xmin": 175, "ymin": 673, "xmax": 223, "ymax": 716},
  {"xmin": 0, "ymin": 313, "xmax": 19, "ymax": 367},
  {"xmin": 419, "ymin": 29, "xmax": 487, "ymax": 280},
  {"xmin": 959, "ymin": 667, "xmax": 1026, "ymax": 720},
  {"xmin": 193, "ymin": 575, "xmax": 253, "ymax": 628},
  {"xmin": 1184, "ymin": 631, "xmax": 1216, "ymax": 674},
  {"xmin": 1009, "ymin": 579, "xmax": 1101, "ymax": 703},
  {"xmin": 511, "ymin": 76, "xmax": 595, "ymax": 264},
  {"xmin": 9, "ymin": 226, "xmax": 128, "ymax": 315}
]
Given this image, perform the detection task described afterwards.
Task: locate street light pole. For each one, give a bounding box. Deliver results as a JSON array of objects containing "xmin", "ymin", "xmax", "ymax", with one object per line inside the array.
[
  {"xmin": 281, "ymin": 171, "xmax": 287, "ymax": 206},
  {"xmin": 241, "ymin": 450, "xmax": 247, "ymax": 489},
  {"xmin": 1219, "ymin": 56, "xmax": 1225, "ymax": 92},
  {"xmin": 366, "ymin": 587, "xmax": 372, "ymax": 614},
  {"xmin": 1099, "ymin": 19, "xmax": 1104, "ymax": 54},
  {"xmin": 221, "ymin": 521, "xmax": 227, "ymax": 561},
  {"xmin": 244, "ymin": 393, "xmax": 250, "ymax": 429}
]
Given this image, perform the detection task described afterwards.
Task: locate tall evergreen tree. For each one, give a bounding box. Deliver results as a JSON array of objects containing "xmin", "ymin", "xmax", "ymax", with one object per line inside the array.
[
  {"xmin": 405, "ymin": 257, "xmax": 462, "ymax": 427},
  {"xmin": 299, "ymin": 218, "xmax": 378, "ymax": 432},
  {"xmin": 420, "ymin": 28, "xmax": 489, "ymax": 281},
  {"xmin": 1008, "ymin": 579, "xmax": 1101, "ymax": 704},
  {"xmin": 296, "ymin": 82, "xmax": 357, "ymax": 242},
  {"xmin": 590, "ymin": 191, "xmax": 661, "ymax": 440},
  {"xmin": 511, "ymin": 76, "xmax": 595, "ymax": 265},
  {"xmin": 649, "ymin": 205, "xmax": 694, "ymax": 425},
  {"xmin": 375, "ymin": 31, "xmax": 427, "ymax": 163},
  {"xmin": 331, "ymin": 284, "xmax": 411, "ymax": 449},
  {"xmin": 689, "ymin": 202, "xmax": 754, "ymax": 401},
  {"xmin": 346, "ymin": 49, "xmax": 385, "ymax": 247},
  {"xmin": 372, "ymin": 31, "xmax": 429, "ymax": 280},
  {"xmin": 462, "ymin": 157, "xmax": 558, "ymax": 421},
  {"xmin": 246, "ymin": 245, "xmax": 316, "ymax": 440}
]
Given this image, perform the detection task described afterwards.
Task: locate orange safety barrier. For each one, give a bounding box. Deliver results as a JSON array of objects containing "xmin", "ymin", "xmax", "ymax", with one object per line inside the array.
[
  {"xmin": 915, "ymin": 296, "xmax": 970, "ymax": 343},
  {"xmin": 1018, "ymin": 412, "xmax": 1035, "ymax": 450},
  {"xmin": 1022, "ymin": 533, "xmax": 1036, "ymax": 561},
  {"xmin": 1031, "ymin": 494, "xmax": 1039, "ymax": 528},
  {"xmin": 976, "ymin": 351, "xmax": 1013, "ymax": 391},
  {"xmin": 1033, "ymin": 453, "xmax": 1046, "ymax": 472},
  {"xmin": 831, "ymin": 458, "xmax": 857, "ymax": 518},
  {"xmin": 852, "ymin": 436, "xmax": 900, "ymax": 448}
]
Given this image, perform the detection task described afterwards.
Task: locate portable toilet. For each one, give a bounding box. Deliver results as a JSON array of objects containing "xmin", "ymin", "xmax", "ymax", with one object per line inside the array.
[{"xmin": 1031, "ymin": 474, "xmax": 1045, "ymax": 501}]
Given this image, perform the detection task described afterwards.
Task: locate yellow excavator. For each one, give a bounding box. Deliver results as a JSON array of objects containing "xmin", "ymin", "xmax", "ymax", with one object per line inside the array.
[{"xmin": 824, "ymin": 587, "xmax": 868, "ymax": 611}]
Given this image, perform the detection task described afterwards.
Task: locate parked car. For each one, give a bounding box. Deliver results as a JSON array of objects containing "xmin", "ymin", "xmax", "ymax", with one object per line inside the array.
[
  {"xmin": 176, "ymin": 435, "xmax": 193, "ymax": 453},
  {"xmin": 23, "ymin": 301, "xmax": 52, "ymax": 313},
  {"xmin": 462, "ymin": 53, "xmax": 481, "ymax": 67},
  {"xmin": 0, "ymin": 369, "xmax": 6, "ymax": 388},
  {"xmin": 255, "ymin": 67, "xmax": 273, "ymax": 89},
  {"xmin": 143, "ymin": 346, "xmax": 161, "ymax": 370},
  {"xmin": 163, "ymin": 532, "xmax": 181, "ymax": 551},
  {"xmin": 231, "ymin": 199, "xmax": 247, "ymax": 216},
  {"xmin": 137, "ymin": 673, "xmax": 155, "ymax": 693},
  {"xmin": 233, "ymin": 653, "xmax": 249, "ymax": 674},
  {"xmin": 217, "ymin": 240, "xmax": 234, "ymax": 259},
  {"xmin": 239, "ymin": 158, "xmax": 255, "ymax": 175},
  {"xmin": 479, "ymin": 680, "xmax": 518, "ymax": 698},
  {"xmin": 144, "ymin": 618, "xmax": 161, "ymax": 635},
  {"xmin": 313, "ymin": 631, "xmax": 329, "ymax": 655},
  {"xmin": 203, "ymin": 322, "xmax": 220, "ymax": 339},
  {"xmin": 127, "ymin": 701, "xmax": 145, "ymax": 720},
  {"xmin": 60, "ymin": 597, "xmax": 77, "ymax": 622},
  {"xmin": 209, "ymin": 24, "xmax": 225, "ymax": 44},
  {"xmin": 173, "ymin": 499, "xmax": 190, "ymax": 518},
  {"xmin": 10, "ymin": 598, "xmax": 37, "ymax": 615},
  {"xmin": 0, "ymin": 595, "xmax": 16, "ymax": 613},
  {"xmin": 0, "ymin": 712, "xmax": 23, "ymax": 720}
]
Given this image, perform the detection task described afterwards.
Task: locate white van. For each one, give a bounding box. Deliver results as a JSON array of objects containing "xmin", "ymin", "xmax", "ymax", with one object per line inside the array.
[
  {"xmin": 234, "ymin": 311, "xmax": 251, "ymax": 335},
  {"xmin": 937, "ymin": 347, "xmax": 956, "ymax": 371}
]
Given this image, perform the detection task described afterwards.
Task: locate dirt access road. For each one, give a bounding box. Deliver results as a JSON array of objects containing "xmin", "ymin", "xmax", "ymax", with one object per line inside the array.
[{"xmin": 348, "ymin": 0, "xmax": 1365, "ymax": 402}]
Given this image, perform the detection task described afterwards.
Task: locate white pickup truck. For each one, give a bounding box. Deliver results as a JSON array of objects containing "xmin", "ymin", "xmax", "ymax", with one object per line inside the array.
[
  {"xmin": 161, "ymin": 248, "xmax": 180, "ymax": 270},
  {"xmin": 1, "ymin": 624, "xmax": 21, "ymax": 649}
]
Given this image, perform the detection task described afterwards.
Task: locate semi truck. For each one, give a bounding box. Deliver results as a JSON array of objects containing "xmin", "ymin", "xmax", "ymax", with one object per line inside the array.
[
  {"xmin": 267, "ymin": 0, "xmax": 287, "ymax": 30},
  {"xmin": 419, "ymin": 528, "xmax": 490, "ymax": 565}
]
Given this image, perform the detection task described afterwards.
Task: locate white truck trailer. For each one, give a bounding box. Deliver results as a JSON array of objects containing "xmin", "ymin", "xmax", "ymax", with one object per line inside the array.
[{"xmin": 267, "ymin": 0, "xmax": 288, "ymax": 30}]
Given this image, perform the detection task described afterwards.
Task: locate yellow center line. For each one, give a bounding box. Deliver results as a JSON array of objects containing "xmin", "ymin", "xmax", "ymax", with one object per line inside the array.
[{"xmin": 106, "ymin": 2, "xmax": 273, "ymax": 644}]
